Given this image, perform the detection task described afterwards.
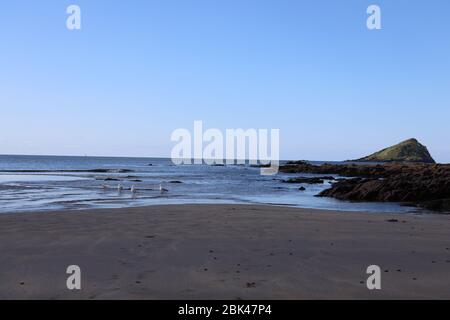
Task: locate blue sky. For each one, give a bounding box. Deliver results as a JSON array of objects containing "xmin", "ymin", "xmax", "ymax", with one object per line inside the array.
[{"xmin": 1, "ymin": 0, "xmax": 449, "ymax": 162}]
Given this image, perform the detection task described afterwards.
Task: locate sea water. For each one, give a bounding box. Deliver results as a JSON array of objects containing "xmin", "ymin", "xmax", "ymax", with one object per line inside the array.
[{"xmin": 0, "ymin": 155, "xmax": 421, "ymax": 213}]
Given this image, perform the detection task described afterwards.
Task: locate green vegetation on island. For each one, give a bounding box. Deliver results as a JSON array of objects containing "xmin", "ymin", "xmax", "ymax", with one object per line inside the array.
[{"xmin": 355, "ymin": 138, "xmax": 435, "ymax": 163}]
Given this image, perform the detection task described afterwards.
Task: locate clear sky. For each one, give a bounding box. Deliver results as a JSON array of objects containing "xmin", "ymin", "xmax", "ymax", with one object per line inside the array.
[{"xmin": 1, "ymin": 0, "xmax": 449, "ymax": 162}]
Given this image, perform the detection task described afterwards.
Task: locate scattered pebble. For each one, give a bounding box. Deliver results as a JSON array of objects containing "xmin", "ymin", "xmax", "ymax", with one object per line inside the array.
[
  {"xmin": 246, "ymin": 282, "xmax": 256, "ymax": 288},
  {"xmin": 387, "ymin": 219, "xmax": 399, "ymax": 223}
]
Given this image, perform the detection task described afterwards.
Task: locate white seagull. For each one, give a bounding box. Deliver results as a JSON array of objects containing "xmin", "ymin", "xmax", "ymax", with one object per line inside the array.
[
  {"xmin": 117, "ymin": 183, "xmax": 123, "ymax": 192},
  {"xmin": 131, "ymin": 185, "xmax": 137, "ymax": 194}
]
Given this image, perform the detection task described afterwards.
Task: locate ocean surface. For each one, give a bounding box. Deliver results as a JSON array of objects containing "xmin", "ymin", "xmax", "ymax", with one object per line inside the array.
[{"xmin": 0, "ymin": 155, "xmax": 421, "ymax": 214}]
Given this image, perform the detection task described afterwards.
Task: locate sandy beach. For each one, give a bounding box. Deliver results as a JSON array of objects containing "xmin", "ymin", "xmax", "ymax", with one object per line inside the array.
[{"xmin": 0, "ymin": 204, "xmax": 449, "ymax": 300}]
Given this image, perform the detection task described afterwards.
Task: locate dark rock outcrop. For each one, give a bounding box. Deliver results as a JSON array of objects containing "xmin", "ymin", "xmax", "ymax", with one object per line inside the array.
[
  {"xmin": 280, "ymin": 161, "xmax": 450, "ymax": 213},
  {"xmin": 280, "ymin": 161, "xmax": 417, "ymax": 178},
  {"xmin": 316, "ymin": 164, "xmax": 450, "ymax": 213},
  {"xmin": 282, "ymin": 176, "xmax": 335, "ymax": 184},
  {"xmin": 420, "ymin": 199, "xmax": 450, "ymax": 212}
]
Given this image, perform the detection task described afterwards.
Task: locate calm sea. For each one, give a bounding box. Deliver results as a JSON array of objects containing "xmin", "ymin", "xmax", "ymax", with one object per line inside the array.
[{"xmin": 0, "ymin": 155, "xmax": 420, "ymax": 213}]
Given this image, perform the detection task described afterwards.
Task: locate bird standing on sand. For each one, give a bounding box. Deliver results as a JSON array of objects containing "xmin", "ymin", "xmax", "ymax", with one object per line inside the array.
[{"xmin": 159, "ymin": 184, "xmax": 168, "ymax": 194}]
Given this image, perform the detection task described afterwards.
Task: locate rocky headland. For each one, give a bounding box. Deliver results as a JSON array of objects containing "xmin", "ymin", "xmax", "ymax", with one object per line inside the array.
[{"xmin": 280, "ymin": 139, "xmax": 450, "ymax": 213}]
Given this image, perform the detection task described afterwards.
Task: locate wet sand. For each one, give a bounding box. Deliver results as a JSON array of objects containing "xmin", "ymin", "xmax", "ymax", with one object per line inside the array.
[{"xmin": 0, "ymin": 204, "xmax": 449, "ymax": 299}]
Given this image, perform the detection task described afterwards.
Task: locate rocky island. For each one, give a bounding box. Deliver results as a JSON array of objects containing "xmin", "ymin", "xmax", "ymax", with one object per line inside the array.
[
  {"xmin": 280, "ymin": 139, "xmax": 450, "ymax": 213},
  {"xmin": 353, "ymin": 138, "xmax": 436, "ymax": 163}
]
